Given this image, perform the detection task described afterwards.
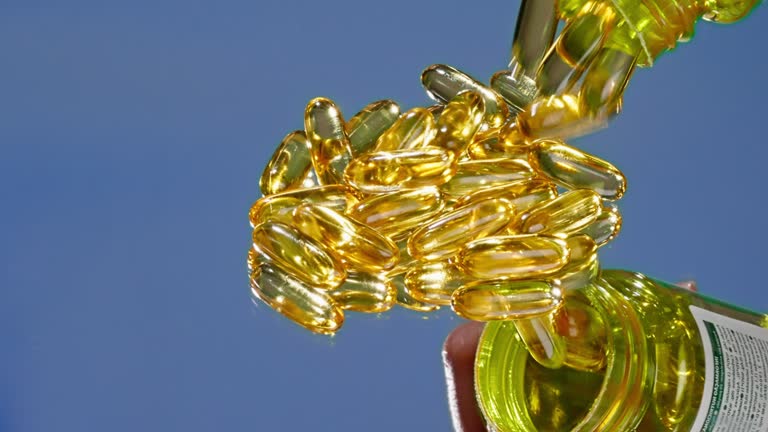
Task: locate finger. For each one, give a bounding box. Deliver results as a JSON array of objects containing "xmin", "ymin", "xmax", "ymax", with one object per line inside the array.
[
  {"xmin": 676, "ymin": 280, "xmax": 697, "ymax": 292},
  {"xmin": 443, "ymin": 321, "xmax": 486, "ymax": 432}
]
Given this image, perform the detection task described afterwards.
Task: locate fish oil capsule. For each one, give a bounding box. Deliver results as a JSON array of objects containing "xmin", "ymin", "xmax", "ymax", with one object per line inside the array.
[
  {"xmin": 577, "ymin": 203, "xmax": 622, "ymax": 246},
  {"xmin": 518, "ymin": 93, "xmax": 616, "ymax": 140},
  {"xmin": 455, "ymin": 178, "xmax": 557, "ymax": 213},
  {"xmin": 579, "ymin": 47, "xmax": 636, "ymax": 118},
  {"xmin": 248, "ymin": 196, "xmax": 302, "ymax": 226},
  {"xmin": 466, "ymin": 135, "xmax": 530, "ymax": 160},
  {"xmin": 329, "ymin": 272, "xmax": 397, "ymax": 313},
  {"xmin": 343, "ymin": 147, "xmax": 457, "ymax": 194},
  {"xmin": 407, "ymin": 198, "xmax": 515, "ymax": 261},
  {"xmin": 247, "ymin": 248, "xmax": 257, "ymax": 273},
  {"xmin": 304, "ymin": 97, "xmax": 354, "ymax": 185},
  {"xmin": 452, "ymin": 280, "xmax": 562, "ymax": 321},
  {"xmin": 373, "ymin": 107, "xmax": 435, "ymax": 152},
  {"xmin": 390, "ymin": 272, "xmax": 440, "ymax": 312},
  {"xmin": 554, "ymin": 290, "xmax": 608, "ymax": 372},
  {"xmin": 457, "ymin": 235, "xmax": 570, "ymax": 280},
  {"xmin": 490, "ymin": 69, "xmax": 538, "ymax": 114},
  {"xmin": 514, "ymin": 313, "xmax": 566, "ymax": 369},
  {"xmin": 420, "ymin": 64, "xmax": 509, "ymax": 134},
  {"xmin": 248, "ymin": 184, "xmax": 359, "ymax": 227},
  {"xmin": 702, "ymin": 0, "xmax": 760, "ymax": 22},
  {"xmin": 440, "ymin": 159, "xmax": 535, "ymax": 200},
  {"xmin": 346, "ymin": 187, "xmax": 445, "ymax": 241},
  {"xmin": 510, "ymin": 0, "xmax": 558, "ymax": 77},
  {"xmin": 427, "ymin": 104, "xmax": 444, "ymax": 121},
  {"xmin": 389, "ymin": 240, "xmax": 417, "ymax": 277},
  {"xmin": 252, "ymin": 221, "xmax": 346, "ymax": 290},
  {"xmin": 653, "ymin": 319, "xmax": 697, "ymax": 429},
  {"xmin": 531, "ymin": 139, "xmax": 627, "ymax": 200},
  {"xmin": 259, "ymin": 130, "xmax": 313, "ymax": 196},
  {"xmin": 292, "ymin": 203, "xmax": 399, "ymax": 272},
  {"xmin": 513, "ymin": 189, "xmax": 602, "ymax": 236},
  {"xmin": 551, "ymin": 234, "xmax": 599, "ymax": 291},
  {"xmin": 345, "ymin": 99, "xmax": 401, "ymax": 155},
  {"xmin": 431, "ymin": 90, "xmax": 485, "ymax": 154},
  {"xmin": 404, "ymin": 261, "xmax": 466, "ymax": 306},
  {"xmin": 250, "ymin": 264, "xmax": 344, "ymax": 335}
]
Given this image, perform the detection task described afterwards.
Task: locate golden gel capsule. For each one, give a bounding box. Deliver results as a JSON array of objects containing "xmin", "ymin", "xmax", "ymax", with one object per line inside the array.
[
  {"xmin": 390, "ymin": 272, "xmax": 440, "ymax": 312},
  {"xmin": 248, "ymin": 196, "xmax": 300, "ymax": 225},
  {"xmin": 490, "ymin": 69, "xmax": 538, "ymax": 114},
  {"xmin": 345, "ymin": 99, "xmax": 401, "ymax": 156},
  {"xmin": 452, "ymin": 280, "xmax": 562, "ymax": 321},
  {"xmin": 455, "ymin": 178, "xmax": 557, "ymax": 213},
  {"xmin": 304, "ymin": 97, "xmax": 354, "ymax": 185},
  {"xmin": 346, "ymin": 187, "xmax": 445, "ymax": 241},
  {"xmin": 652, "ymin": 318, "xmax": 697, "ymax": 429},
  {"xmin": 514, "ymin": 314, "xmax": 566, "ymax": 369},
  {"xmin": 389, "ymin": 241, "xmax": 417, "ymax": 277},
  {"xmin": 457, "ymin": 235, "xmax": 570, "ymax": 280},
  {"xmin": 329, "ymin": 272, "xmax": 396, "ymax": 313},
  {"xmin": 556, "ymin": 290, "xmax": 608, "ymax": 372},
  {"xmin": 292, "ymin": 203, "xmax": 399, "ymax": 272},
  {"xmin": 440, "ymin": 158, "xmax": 534, "ymax": 200},
  {"xmin": 420, "ymin": 64, "xmax": 509, "ymax": 134},
  {"xmin": 518, "ymin": 93, "xmax": 615, "ymax": 140},
  {"xmin": 577, "ymin": 203, "xmax": 623, "ymax": 246},
  {"xmin": 248, "ymin": 184, "xmax": 359, "ymax": 227},
  {"xmin": 509, "ymin": 0, "xmax": 558, "ymax": 77},
  {"xmin": 250, "ymin": 264, "xmax": 344, "ymax": 335},
  {"xmin": 579, "ymin": 47, "xmax": 636, "ymax": 118},
  {"xmin": 466, "ymin": 135, "xmax": 530, "ymax": 160},
  {"xmin": 552, "ymin": 234, "xmax": 599, "ymax": 291},
  {"xmin": 374, "ymin": 107, "xmax": 435, "ymax": 152},
  {"xmin": 431, "ymin": 90, "xmax": 485, "ymax": 154},
  {"xmin": 260, "ymin": 130, "xmax": 313, "ymax": 196},
  {"xmin": 247, "ymin": 248, "xmax": 257, "ymax": 273},
  {"xmin": 252, "ymin": 221, "xmax": 346, "ymax": 290},
  {"xmin": 404, "ymin": 261, "xmax": 466, "ymax": 306},
  {"xmin": 343, "ymin": 147, "xmax": 457, "ymax": 194},
  {"xmin": 514, "ymin": 189, "xmax": 602, "ymax": 236},
  {"xmin": 407, "ymin": 198, "xmax": 514, "ymax": 261},
  {"xmin": 531, "ymin": 139, "xmax": 627, "ymax": 200},
  {"xmin": 427, "ymin": 104, "xmax": 444, "ymax": 120}
]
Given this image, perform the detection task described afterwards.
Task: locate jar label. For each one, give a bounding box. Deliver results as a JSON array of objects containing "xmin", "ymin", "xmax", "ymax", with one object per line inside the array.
[{"xmin": 690, "ymin": 306, "xmax": 768, "ymax": 432}]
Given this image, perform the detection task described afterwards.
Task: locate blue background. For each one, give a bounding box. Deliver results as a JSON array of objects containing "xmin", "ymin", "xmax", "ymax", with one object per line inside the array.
[{"xmin": 1, "ymin": 1, "xmax": 766, "ymax": 431}]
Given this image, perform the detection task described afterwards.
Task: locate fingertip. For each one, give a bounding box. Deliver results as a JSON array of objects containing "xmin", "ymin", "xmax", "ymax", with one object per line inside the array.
[{"xmin": 443, "ymin": 321, "xmax": 486, "ymax": 432}]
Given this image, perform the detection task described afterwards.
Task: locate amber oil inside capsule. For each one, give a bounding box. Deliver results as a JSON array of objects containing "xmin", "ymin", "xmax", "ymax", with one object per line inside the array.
[
  {"xmin": 514, "ymin": 314, "xmax": 567, "ymax": 369},
  {"xmin": 374, "ymin": 107, "xmax": 435, "ymax": 152},
  {"xmin": 346, "ymin": 100, "xmax": 401, "ymax": 155},
  {"xmin": 457, "ymin": 235, "xmax": 570, "ymax": 280},
  {"xmin": 513, "ymin": 189, "xmax": 602, "ymax": 236},
  {"xmin": 440, "ymin": 158, "xmax": 535, "ymax": 200},
  {"xmin": 343, "ymin": 147, "xmax": 457, "ymax": 194},
  {"xmin": 431, "ymin": 90, "xmax": 485, "ymax": 154},
  {"xmin": 346, "ymin": 187, "xmax": 445, "ymax": 241},
  {"xmin": 329, "ymin": 272, "xmax": 397, "ymax": 313},
  {"xmin": 260, "ymin": 130, "xmax": 313, "ymax": 196},
  {"xmin": 404, "ymin": 261, "xmax": 466, "ymax": 306},
  {"xmin": 248, "ymin": 184, "xmax": 359, "ymax": 227},
  {"xmin": 452, "ymin": 280, "xmax": 562, "ymax": 321},
  {"xmin": 305, "ymin": 97, "xmax": 354, "ymax": 185}
]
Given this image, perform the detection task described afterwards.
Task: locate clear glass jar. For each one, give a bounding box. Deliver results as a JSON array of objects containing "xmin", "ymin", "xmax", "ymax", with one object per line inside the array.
[{"xmin": 475, "ymin": 269, "xmax": 768, "ymax": 431}]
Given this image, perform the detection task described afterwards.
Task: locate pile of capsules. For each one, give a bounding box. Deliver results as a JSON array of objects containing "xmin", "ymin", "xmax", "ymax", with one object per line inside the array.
[{"xmin": 248, "ymin": 0, "xmax": 754, "ymax": 369}]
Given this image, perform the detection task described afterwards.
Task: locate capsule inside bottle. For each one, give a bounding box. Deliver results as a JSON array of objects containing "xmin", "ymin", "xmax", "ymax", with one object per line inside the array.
[
  {"xmin": 514, "ymin": 314, "xmax": 566, "ymax": 369},
  {"xmin": 452, "ymin": 280, "xmax": 563, "ymax": 321},
  {"xmin": 250, "ymin": 264, "xmax": 344, "ymax": 335}
]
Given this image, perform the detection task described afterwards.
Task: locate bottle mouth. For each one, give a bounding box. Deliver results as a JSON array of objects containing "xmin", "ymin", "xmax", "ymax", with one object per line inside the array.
[{"xmin": 475, "ymin": 273, "xmax": 654, "ymax": 431}]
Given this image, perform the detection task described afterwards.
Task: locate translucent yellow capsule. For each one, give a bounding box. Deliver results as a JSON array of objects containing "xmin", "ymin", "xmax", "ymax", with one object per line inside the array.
[
  {"xmin": 252, "ymin": 221, "xmax": 346, "ymax": 290},
  {"xmin": 451, "ymin": 280, "xmax": 562, "ymax": 321},
  {"xmin": 373, "ymin": 107, "xmax": 435, "ymax": 152},
  {"xmin": 343, "ymin": 147, "xmax": 457, "ymax": 194},
  {"xmin": 490, "ymin": 69, "xmax": 538, "ymax": 114},
  {"xmin": 577, "ymin": 203, "xmax": 622, "ymax": 246},
  {"xmin": 427, "ymin": 104, "xmax": 444, "ymax": 121},
  {"xmin": 466, "ymin": 130, "xmax": 531, "ymax": 160},
  {"xmin": 509, "ymin": 0, "xmax": 558, "ymax": 77},
  {"xmin": 440, "ymin": 158, "xmax": 534, "ymax": 200},
  {"xmin": 579, "ymin": 47, "xmax": 636, "ymax": 118},
  {"xmin": 518, "ymin": 93, "xmax": 615, "ymax": 140},
  {"xmin": 304, "ymin": 97, "xmax": 354, "ymax": 185},
  {"xmin": 513, "ymin": 189, "xmax": 602, "ymax": 236},
  {"xmin": 530, "ymin": 139, "xmax": 627, "ymax": 200},
  {"xmin": 455, "ymin": 178, "xmax": 557, "ymax": 213},
  {"xmin": 248, "ymin": 185, "xmax": 359, "ymax": 227},
  {"xmin": 345, "ymin": 99, "xmax": 401, "ymax": 155},
  {"xmin": 457, "ymin": 235, "xmax": 570, "ymax": 280},
  {"xmin": 259, "ymin": 130, "xmax": 313, "ymax": 196},
  {"xmin": 431, "ymin": 90, "xmax": 485, "ymax": 154},
  {"xmin": 292, "ymin": 203, "xmax": 399, "ymax": 272},
  {"xmin": 551, "ymin": 234, "xmax": 599, "ymax": 291},
  {"xmin": 250, "ymin": 264, "xmax": 344, "ymax": 335},
  {"xmin": 391, "ymin": 272, "xmax": 440, "ymax": 312},
  {"xmin": 420, "ymin": 64, "xmax": 509, "ymax": 134},
  {"xmin": 389, "ymin": 240, "xmax": 417, "ymax": 276},
  {"xmin": 329, "ymin": 272, "xmax": 396, "ymax": 313},
  {"xmin": 247, "ymin": 248, "xmax": 257, "ymax": 273},
  {"xmin": 702, "ymin": 0, "xmax": 760, "ymax": 22},
  {"xmin": 346, "ymin": 187, "xmax": 445, "ymax": 241},
  {"xmin": 407, "ymin": 198, "xmax": 515, "ymax": 261},
  {"xmin": 653, "ymin": 319, "xmax": 696, "ymax": 429},
  {"xmin": 556, "ymin": 290, "xmax": 607, "ymax": 372},
  {"xmin": 514, "ymin": 313, "xmax": 566, "ymax": 369},
  {"xmin": 404, "ymin": 261, "xmax": 466, "ymax": 306}
]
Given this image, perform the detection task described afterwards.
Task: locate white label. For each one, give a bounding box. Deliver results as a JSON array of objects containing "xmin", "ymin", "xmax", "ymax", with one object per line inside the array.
[{"xmin": 690, "ymin": 306, "xmax": 768, "ymax": 432}]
